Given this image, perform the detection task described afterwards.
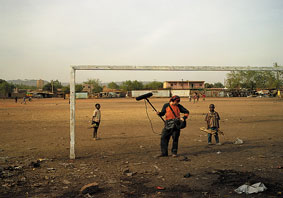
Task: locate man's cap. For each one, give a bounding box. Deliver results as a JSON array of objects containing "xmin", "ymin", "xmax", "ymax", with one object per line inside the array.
[{"xmin": 170, "ymin": 95, "xmax": 180, "ymax": 102}]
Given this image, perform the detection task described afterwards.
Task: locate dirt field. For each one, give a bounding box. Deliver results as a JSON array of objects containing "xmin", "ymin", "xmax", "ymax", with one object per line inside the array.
[{"xmin": 0, "ymin": 97, "xmax": 283, "ymax": 198}]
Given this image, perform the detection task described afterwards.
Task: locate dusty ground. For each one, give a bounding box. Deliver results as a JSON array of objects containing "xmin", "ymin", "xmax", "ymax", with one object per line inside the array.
[{"xmin": 0, "ymin": 97, "xmax": 283, "ymax": 198}]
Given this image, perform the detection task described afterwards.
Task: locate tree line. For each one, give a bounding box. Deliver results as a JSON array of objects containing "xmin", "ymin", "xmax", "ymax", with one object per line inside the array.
[
  {"xmin": 225, "ymin": 70, "xmax": 282, "ymax": 90},
  {"xmin": 0, "ymin": 79, "xmax": 164, "ymax": 95},
  {"xmin": 40, "ymin": 80, "xmax": 164, "ymax": 94},
  {"xmin": 1, "ymin": 68, "xmax": 282, "ymax": 96},
  {"xmin": 67, "ymin": 80, "xmax": 164, "ymax": 93},
  {"xmin": 225, "ymin": 63, "xmax": 282, "ymax": 90}
]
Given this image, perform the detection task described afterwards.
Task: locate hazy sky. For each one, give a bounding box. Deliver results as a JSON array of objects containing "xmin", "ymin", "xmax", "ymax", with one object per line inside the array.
[{"xmin": 0, "ymin": 0, "xmax": 282, "ymax": 84}]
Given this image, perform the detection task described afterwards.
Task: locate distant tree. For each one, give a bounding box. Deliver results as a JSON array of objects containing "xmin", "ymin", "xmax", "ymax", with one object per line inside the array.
[
  {"xmin": 43, "ymin": 83, "xmax": 52, "ymax": 92},
  {"xmin": 225, "ymin": 71, "xmax": 243, "ymax": 89},
  {"xmin": 205, "ymin": 83, "xmax": 213, "ymax": 88},
  {"xmin": 255, "ymin": 71, "xmax": 277, "ymax": 89},
  {"xmin": 213, "ymin": 82, "xmax": 225, "ymax": 88},
  {"xmin": 75, "ymin": 84, "xmax": 83, "ymax": 92},
  {"xmin": 108, "ymin": 82, "xmax": 120, "ymax": 90},
  {"xmin": 61, "ymin": 85, "xmax": 82, "ymax": 93},
  {"xmin": 273, "ymin": 62, "xmax": 283, "ymax": 89},
  {"xmin": 62, "ymin": 86, "xmax": 70, "ymax": 94},
  {"xmin": 53, "ymin": 80, "xmax": 62, "ymax": 90},
  {"xmin": 0, "ymin": 80, "xmax": 15, "ymax": 96},
  {"xmin": 225, "ymin": 71, "xmax": 280, "ymax": 89},
  {"xmin": 120, "ymin": 81, "xmax": 132, "ymax": 91},
  {"xmin": 43, "ymin": 80, "xmax": 62, "ymax": 92},
  {"xmin": 120, "ymin": 80, "xmax": 144, "ymax": 91},
  {"xmin": 132, "ymin": 80, "xmax": 144, "ymax": 90},
  {"xmin": 84, "ymin": 79, "xmax": 103, "ymax": 93},
  {"xmin": 15, "ymin": 84, "xmax": 37, "ymax": 90},
  {"xmin": 144, "ymin": 81, "xmax": 163, "ymax": 90},
  {"xmin": 240, "ymin": 71, "xmax": 257, "ymax": 90}
]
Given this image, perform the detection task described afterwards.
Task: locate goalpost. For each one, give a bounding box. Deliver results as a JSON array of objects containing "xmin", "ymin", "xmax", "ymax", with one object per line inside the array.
[{"xmin": 69, "ymin": 65, "xmax": 283, "ymax": 159}]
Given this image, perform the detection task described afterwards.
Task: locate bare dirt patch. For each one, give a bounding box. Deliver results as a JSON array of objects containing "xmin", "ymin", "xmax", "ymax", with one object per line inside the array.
[{"xmin": 0, "ymin": 97, "xmax": 283, "ymax": 197}]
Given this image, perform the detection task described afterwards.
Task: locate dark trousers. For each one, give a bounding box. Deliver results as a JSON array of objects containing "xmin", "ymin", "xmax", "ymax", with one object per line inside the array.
[
  {"xmin": 92, "ymin": 121, "xmax": 100, "ymax": 138},
  {"xmin": 93, "ymin": 127, "xmax": 98, "ymax": 138},
  {"xmin": 160, "ymin": 127, "xmax": 180, "ymax": 155},
  {"xmin": 208, "ymin": 127, "xmax": 219, "ymax": 143}
]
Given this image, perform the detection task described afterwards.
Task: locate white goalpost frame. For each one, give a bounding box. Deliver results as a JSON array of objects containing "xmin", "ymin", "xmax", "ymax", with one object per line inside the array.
[{"xmin": 70, "ymin": 65, "xmax": 283, "ymax": 159}]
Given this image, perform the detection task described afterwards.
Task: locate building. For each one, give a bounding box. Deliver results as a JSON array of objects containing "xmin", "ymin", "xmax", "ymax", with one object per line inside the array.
[
  {"xmin": 163, "ymin": 81, "xmax": 205, "ymax": 89},
  {"xmin": 100, "ymin": 86, "xmax": 125, "ymax": 98},
  {"xmin": 82, "ymin": 83, "xmax": 94, "ymax": 94},
  {"xmin": 37, "ymin": 79, "xmax": 44, "ymax": 89}
]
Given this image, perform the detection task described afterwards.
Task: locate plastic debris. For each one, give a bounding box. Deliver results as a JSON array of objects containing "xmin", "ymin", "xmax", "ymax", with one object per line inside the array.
[
  {"xmin": 234, "ymin": 138, "xmax": 244, "ymax": 145},
  {"xmin": 156, "ymin": 186, "xmax": 165, "ymax": 190},
  {"xmin": 153, "ymin": 165, "xmax": 161, "ymax": 171},
  {"xmin": 234, "ymin": 182, "xmax": 267, "ymax": 194},
  {"xmin": 184, "ymin": 173, "xmax": 191, "ymax": 178},
  {"xmin": 180, "ymin": 156, "xmax": 190, "ymax": 161},
  {"xmin": 30, "ymin": 160, "xmax": 41, "ymax": 168}
]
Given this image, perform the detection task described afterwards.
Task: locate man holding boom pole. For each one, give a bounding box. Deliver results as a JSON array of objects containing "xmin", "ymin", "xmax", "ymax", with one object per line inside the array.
[{"xmin": 156, "ymin": 96, "xmax": 189, "ymax": 157}]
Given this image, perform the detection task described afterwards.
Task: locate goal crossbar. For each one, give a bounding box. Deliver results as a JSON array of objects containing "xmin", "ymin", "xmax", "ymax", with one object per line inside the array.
[
  {"xmin": 70, "ymin": 65, "xmax": 283, "ymax": 159},
  {"xmin": 72, "ymin": 65, "xmax": 283, "ymax": 71}
]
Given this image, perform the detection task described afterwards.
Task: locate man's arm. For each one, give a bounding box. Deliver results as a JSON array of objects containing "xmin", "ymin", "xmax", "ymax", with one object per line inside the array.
[
  {"xmin": 178, "ymin": 104, "xmax": 189, "ymax": 118},
  {"xmin": 157, "ymin": 103, "xmax": 168, "ymax": 117}
]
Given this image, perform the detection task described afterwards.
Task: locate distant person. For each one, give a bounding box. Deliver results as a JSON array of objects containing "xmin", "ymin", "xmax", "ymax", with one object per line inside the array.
[
  {"xmin": 91, "ymin": 103, "xmax": 101, "ymax": 140},
  {"xmin": 21, "ymin": 97, "xmax": 26, "ymax": 104},
  {"xmin": 197, "ymin": 93, "xmax": 200, "ymax": 102},
  {"xmin": 188, "ymin": 95, "xmax": 191, "ymax": 102},
  {"xmin": 193, "ymin": 93, "xmax": 197, "ymax": 103},
  {"xmin": 202, "ymin": 94, "xmax": 206, "ymax": 101},
  {"xmin": 205, "ymin": 104, "xmax": 221, "ymax": 145},
  {"xmin": 15, "ymin": 97, "xmax": 18, "ymax": 103},
  {"xmin": 156, "ymin": 96, "xmax": 189, "ymax": 157}
]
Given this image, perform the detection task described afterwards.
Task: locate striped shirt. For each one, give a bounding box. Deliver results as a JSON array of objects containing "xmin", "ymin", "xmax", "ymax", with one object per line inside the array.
[{"xmin": 205, "ymin": 111, "xmax": 220, "ymax": 128}]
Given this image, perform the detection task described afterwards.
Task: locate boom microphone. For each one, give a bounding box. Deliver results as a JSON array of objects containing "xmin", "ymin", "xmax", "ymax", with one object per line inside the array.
[
  {"xmin": 136, "ymin": 92, "xmax": 165, "ymax": 123},
  {"xmin": 136, "ymin": 92, "xmax": 153, "ymax": 101}
]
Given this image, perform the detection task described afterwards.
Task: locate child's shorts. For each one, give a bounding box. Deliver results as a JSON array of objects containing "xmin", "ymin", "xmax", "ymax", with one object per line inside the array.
[{"xmin": 91, "ymin": 121, "xmax": 100, "ymax": 128}]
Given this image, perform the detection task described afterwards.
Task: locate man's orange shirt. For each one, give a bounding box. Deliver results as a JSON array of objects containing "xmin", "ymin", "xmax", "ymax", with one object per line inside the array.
[
  {"xmin": 165, "ymin": 105, "xmax": 180, "ymax": 120},
  {"xmin": 158, "ymin": 103, "xmax": 189, "ymax": 120}
]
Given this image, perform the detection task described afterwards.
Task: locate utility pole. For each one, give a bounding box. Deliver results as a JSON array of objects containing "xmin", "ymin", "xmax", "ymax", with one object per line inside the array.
[
  {"xmin": 51, "ymin": 80, "xmax": 54, "ymax": 94},
  {"xmin": 274, "ymin": 62, "xmax": 281, "ymax": 98}
]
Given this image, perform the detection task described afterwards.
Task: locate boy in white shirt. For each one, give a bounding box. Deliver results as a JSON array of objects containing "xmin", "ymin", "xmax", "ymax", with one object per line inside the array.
[{"xmin": 92, "ymin": 103, "xmax": 101, "ymax": 140}]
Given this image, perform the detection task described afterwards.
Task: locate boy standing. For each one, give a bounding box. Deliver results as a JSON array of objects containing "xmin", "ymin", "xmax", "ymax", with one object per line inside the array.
[
  {"xmin": 205, "ymin": 104, "xmax": 221, "ymax": 145},
  {"xmin": 92, "ymin": 103, "xmax": 101, "ymax": 140}
]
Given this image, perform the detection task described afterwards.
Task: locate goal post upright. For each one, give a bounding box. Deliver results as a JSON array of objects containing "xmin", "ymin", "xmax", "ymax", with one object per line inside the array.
[
  {"xmin": 70, "ymin": 67, "xmax": 76, "ymax": 159},
  {"xmin": 69, "ymin": 65, "xmax": 283, "ymax": 159}
]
